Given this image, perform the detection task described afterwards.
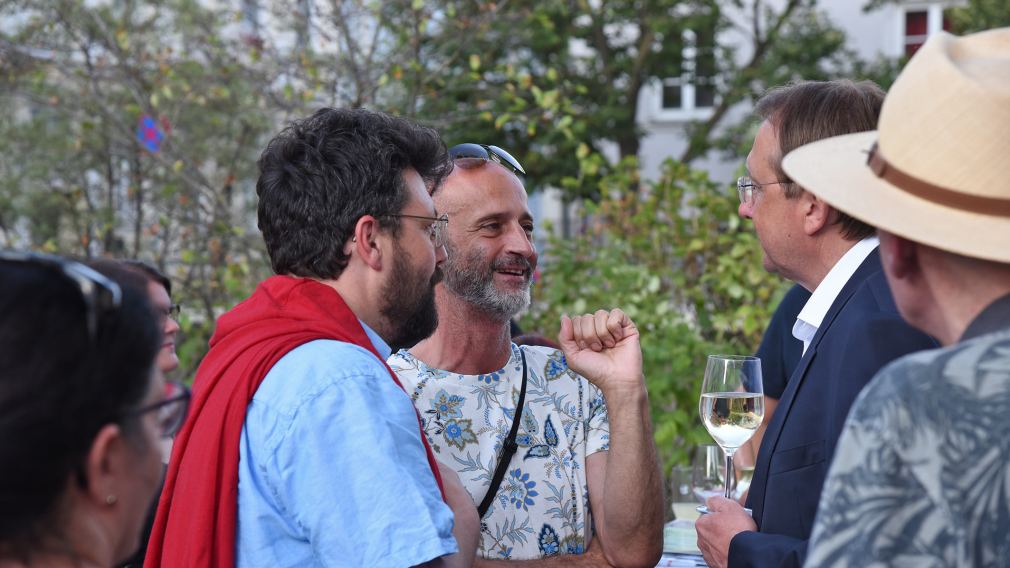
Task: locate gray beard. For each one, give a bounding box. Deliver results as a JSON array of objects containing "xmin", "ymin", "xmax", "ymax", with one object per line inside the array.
[{"xmin": 442, "ymin": 243, "xmax": 532, "ymax": 321}]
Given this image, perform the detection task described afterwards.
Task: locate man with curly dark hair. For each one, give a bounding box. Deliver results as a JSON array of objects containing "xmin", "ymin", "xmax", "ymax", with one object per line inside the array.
[{"xmin": 147, "ymin": 108, "xmax": 478, "ymax": 568}]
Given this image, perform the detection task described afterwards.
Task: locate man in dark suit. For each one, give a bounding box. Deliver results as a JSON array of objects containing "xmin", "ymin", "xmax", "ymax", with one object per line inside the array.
[
  {"xmin": 734, "ymin": 284, "xmax": 810, "ymax": 474},
  {"xmin": 695, "ymin": 80, "xmax": 936, "ymax": 568}
]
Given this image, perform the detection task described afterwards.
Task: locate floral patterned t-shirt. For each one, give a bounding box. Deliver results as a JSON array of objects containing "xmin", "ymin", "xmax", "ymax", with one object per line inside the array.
[{"xmin": 389, "ymin": 344, "xmax": 611, "ymax": 561}]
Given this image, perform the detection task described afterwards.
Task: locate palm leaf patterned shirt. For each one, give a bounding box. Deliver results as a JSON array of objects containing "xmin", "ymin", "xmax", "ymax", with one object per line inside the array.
[
  {"xmin": 389, "ymin": 344, "xmax": 610, "ymax": 561},
  {"xmin": 807, "ymin": 294, "xmax": 1010, "ymax": 567}
]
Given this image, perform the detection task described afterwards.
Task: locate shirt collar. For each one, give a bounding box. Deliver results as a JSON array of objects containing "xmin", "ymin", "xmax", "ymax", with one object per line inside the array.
[
  {"xmin": 961, "ymin": 292, "xmax": 1010, "ymax": 342},
  {"xmin": 359, "ymin": 320, "xmax": 392, "ymax": 360},
  {"xmin": 792, "ymin": 237, "xmax": 880, "ymax": 351}
]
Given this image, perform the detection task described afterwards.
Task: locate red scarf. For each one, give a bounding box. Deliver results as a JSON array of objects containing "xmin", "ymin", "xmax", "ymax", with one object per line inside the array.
[{"xmin": 145, "ymin": 276, "xmax": 444, "ymax": 567}]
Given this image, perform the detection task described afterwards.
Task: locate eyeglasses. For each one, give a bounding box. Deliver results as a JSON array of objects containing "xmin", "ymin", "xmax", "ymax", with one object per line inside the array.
[
  {"xmin": 0, "ymin": 250, "xmax": 121, "ymax": 343},
  {"xmin": 736, "ymin": 176, "xmax": 790, "ymax": 205},
  {"xmin": 384, "ymin": 213, "xmax": 450, "ymax": 248},
  {"xmin": 162, "ymin": 303, "xmax": 181, "ymax": 321},
  {"xmin": 449, "ymin": 143, "xmax": 526, "ymax": 176},
  {"xmin": 126, "ymin": 380, "xmax": 191, "ymax": 439}
]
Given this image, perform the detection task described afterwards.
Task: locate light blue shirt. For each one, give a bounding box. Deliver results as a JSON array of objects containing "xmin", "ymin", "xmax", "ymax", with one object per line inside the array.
[{"xmin": 236, "ymin": 323, "xmax": 457, "ymax": 567}]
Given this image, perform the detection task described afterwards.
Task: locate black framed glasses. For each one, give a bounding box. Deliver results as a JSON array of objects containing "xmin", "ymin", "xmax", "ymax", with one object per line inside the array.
[
  {"xmin": 126, "ymin": 380, "xmax": 191, "ymax": 439},
  {"xmin": 385, "ymin": 213, "xmax": 450, "ymax": 248},
  {"xmin": 0, "ymin": 250, "xmax": 121, "ymax": 343},
  {"xmin": 736, "ymin": 176, "xmax": 790, "ymax": 205},
  {"xmin": 449, "ymin": 143, "xmax": 526, "ymax": 176}
]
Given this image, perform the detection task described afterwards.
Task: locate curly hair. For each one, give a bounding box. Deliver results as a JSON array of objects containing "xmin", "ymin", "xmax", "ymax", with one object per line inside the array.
[{"xmin": 256, "ymin": 108, "xmax": 452, "ymax": 279}]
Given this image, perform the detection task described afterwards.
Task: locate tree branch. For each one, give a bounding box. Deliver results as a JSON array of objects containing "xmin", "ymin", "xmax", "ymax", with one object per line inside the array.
[{"xmin": 678, "ymin": 0, "xmax": 803, "ymax": 163}]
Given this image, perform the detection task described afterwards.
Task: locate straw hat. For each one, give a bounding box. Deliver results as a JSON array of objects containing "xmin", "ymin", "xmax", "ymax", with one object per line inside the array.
[{"xmin": 781, "ymin": 28, "xmax": 1010, "ymax": 263}]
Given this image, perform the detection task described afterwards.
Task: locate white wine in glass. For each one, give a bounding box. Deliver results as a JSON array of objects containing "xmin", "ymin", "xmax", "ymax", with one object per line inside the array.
[{"xmin": 699, "ymin": 355, "xmax": 764, "ymax": 499}]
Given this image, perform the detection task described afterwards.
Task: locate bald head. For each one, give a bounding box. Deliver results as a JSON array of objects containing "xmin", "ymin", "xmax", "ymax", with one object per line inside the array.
[{"xmin": 437, "ymin": 163, "xmax": 527, "ymax": 214}]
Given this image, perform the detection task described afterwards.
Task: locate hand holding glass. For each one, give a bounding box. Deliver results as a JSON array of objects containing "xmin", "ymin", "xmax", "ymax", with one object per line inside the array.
[{"xmin": 699, "ymin": 355, "xmax": 764, "ymax": 499}]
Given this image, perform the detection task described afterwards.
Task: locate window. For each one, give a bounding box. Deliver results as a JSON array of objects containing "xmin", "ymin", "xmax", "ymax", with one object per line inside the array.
[
  {"xmin": 903, "ymin": 4, "xmax": 951, "ymax": 57},
  {"xmin": 657, "ymin": 27, "xmax": 716, "ymax": 119}
]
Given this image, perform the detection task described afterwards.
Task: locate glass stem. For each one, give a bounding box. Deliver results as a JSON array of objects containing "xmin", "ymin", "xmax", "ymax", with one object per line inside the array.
[{"xmin": 723, "ymin": 450, "xmax": 736, "ymax": 499}]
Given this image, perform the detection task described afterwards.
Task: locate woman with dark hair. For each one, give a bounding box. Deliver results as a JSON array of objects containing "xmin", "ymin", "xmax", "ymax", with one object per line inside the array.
[
  {"xmin": 87, "ymin": 259, "xmax": 183, "ymax": 568},
  {"xmin": 99, "ymin": 259, "xmax": 181, "ymax": 374},
  {"xmin": 0, "ymin": 252, "xmax": 190, "ymax": 567}
]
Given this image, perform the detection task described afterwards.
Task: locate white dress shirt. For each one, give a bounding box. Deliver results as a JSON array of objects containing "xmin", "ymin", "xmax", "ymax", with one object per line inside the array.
[{"xmin": 792, "ymin": 237, "xmax": 879, "ymax": 354}]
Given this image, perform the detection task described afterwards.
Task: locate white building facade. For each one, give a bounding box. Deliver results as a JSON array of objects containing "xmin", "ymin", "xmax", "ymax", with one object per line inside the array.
[{"xmin": 637, "ymin": 0, "xmax": 959, "ymax": 183}]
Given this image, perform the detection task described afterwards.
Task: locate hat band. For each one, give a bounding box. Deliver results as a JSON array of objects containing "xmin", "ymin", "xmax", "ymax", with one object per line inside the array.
[{"xmin": 867, "ymin": 142, "xmax": 1010, "ymax": 217}]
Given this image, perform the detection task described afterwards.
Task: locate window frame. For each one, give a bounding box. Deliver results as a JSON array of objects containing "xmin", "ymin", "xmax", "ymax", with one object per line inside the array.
[
  {"xmin": 897, "ymin": 2, "xmax": 951, "ymax": 58},
  {"xmin": 653, "ymin": 28, "xmax": 717, "ymax": 122}
]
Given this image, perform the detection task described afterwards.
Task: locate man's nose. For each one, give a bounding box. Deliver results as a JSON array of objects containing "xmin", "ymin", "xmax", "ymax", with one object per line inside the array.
[
  {"xmin": 738, "ymin": 200, "xmax": 754, "ymax": 219},
  {"xmin": 505, "ymin": 225, "xmax": 535, "ymax": 259}
]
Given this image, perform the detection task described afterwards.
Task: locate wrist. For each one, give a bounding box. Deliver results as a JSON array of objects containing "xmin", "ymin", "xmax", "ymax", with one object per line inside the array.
[{"xmin": 599, "ymin": 379, "xmax": 648, "ymax": 409}]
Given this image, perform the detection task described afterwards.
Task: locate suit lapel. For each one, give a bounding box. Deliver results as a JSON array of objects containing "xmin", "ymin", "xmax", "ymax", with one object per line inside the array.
[
  {"xmin": 747, "ymin": 250, "xmax": 882, "ymax": 526},
  {"xmin": 748, "ymin": 345, "xmax": 815, "ymax": 524}
]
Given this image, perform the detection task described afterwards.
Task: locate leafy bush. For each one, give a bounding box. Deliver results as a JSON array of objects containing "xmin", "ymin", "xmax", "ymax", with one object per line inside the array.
[{"xmin": 522, "ymin": 157, "xmax": 791, "ymax": 470}]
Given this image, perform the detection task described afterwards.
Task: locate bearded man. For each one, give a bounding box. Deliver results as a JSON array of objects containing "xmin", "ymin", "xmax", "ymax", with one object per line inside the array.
[
  {"xmin": 147, "ymin": 109, "xmax": 479, "ymax": 567},
  {"xmin": 389, "ymin": 144, "xmax": 663, "ymax": 567}
]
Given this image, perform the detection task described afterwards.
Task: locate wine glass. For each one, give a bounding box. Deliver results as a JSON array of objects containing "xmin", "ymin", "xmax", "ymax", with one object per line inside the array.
[
  {"xmin": 669, "ymin": 465, "xmax": 695, "ymax": 521},
  {"xmin": 699, "ymin": 355, "xmax": 764, "ymax": 500}
]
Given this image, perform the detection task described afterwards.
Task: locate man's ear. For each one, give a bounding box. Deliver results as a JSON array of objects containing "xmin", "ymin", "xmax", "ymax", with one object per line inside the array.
[
  {"xmin": 348, "ymin": 216, "xmax": 384, "ymax": 271},
  {"xmin": 82, "ymin": 423, "xmax": 129, "ymax": 508},
  {"xmin": 879, "ymin": 231, "xmax": 919, "ymax": 281},
  {"xmin": 800, "ymin": 190, "xmax": 832, "ymax": 236}
]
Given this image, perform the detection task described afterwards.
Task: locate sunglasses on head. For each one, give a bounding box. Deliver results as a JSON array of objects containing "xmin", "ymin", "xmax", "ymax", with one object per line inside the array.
[
  {"xmin": 0, "ymin": 251, "xmax": 122, "ymax": 344},
  {"xmin": 448, "ymin": 143, "xmax": 526, "ymax": 176}
]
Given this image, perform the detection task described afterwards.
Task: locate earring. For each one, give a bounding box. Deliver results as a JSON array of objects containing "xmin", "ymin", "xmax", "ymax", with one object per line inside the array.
[{"xmin": 105, "ymin": 495, "xmax": 118, "ymax": 506}]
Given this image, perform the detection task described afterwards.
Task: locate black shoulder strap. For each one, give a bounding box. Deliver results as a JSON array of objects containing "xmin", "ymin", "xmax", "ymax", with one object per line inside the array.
[{"xmin": 477, "ymin": 348, "xmax": 528, "ymax": 518}]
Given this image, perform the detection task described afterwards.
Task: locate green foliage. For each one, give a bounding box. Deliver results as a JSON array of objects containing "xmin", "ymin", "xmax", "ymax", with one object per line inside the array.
[
  {"xmin": 697, "ymin": 3, "xmax": 891, "ymax": 161},
  {"xmin": 391, "ymin": 0, "xmax": 869, "ymax": 201},
  {"xmin": 521, "ymin": 158, "xmax": 790, "ymax": 469},
  {"xmin": 0, "ymin": 0, "xmax": 284, "ymax": 377},
  {"xmin": 378, "ymin": 0, "xmax": 612, "ymax": 197},
  {"xmin": 946, "ymin": 0, "xmax": 1010, "ymax": 33},
  {"xmin": 0, "ymin": 1, "xmax": 859, "ymax": 426}
]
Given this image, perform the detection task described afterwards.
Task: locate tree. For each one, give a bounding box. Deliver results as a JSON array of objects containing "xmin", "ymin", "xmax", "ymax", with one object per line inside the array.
[
  {"xmin": 0, "ymin": 0, "xmax": 855, "ymax": 469},
  {"xmin": 946, "ymin": 0, "xmax": 1010, "ymax": 32},
  {"xmin": 522, "ymin": 157, "xmax": 790, "ymax": 470},
  {"xmin": 681, "ymin": 0, "xmax": 854, "ymax": 162},
  {"xmin": 0, "ymin": 0, "xmax": 297, "ymax": 375},
  {"xmin": 384, "ymin": 0, "xmax": 863, "ymax": 201}
]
